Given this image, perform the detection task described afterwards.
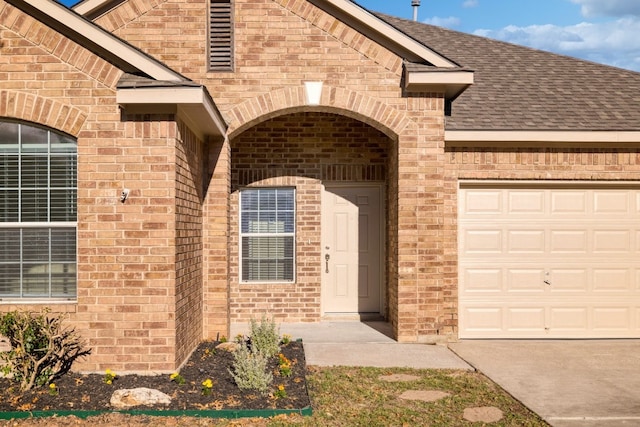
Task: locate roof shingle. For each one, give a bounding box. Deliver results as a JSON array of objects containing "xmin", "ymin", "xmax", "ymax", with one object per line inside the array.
[{"xmin": 378, "ymin": 14, "xmax": 640, "ymax": 132}]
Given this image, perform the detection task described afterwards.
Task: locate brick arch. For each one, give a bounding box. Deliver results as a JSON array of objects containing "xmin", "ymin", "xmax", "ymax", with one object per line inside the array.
[
  {"xmin": 0, "ymin": 91, "xmax": 88, "ymax": 137},
  {"xmin": 226, "ymin": 85, "xmax": 415, "ymax": 140}
]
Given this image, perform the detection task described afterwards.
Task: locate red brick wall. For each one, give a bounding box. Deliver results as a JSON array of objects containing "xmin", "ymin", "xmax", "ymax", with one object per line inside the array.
[{"xmin": 174, "ymin": 120, "xmax": 205, "ymax": 365}]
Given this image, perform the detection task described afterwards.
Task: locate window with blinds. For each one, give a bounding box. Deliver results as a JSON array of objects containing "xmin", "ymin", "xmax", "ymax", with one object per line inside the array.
[
  {"xmin": 0, "ymin": 121, "xmax": 77, "ymax": 299},
  {"xmin": 209, "ymin": 0, "xmax": 234, "ymax": 71},
  {"xmin": 240, "ymin": 188, "xmax": 295, "ymax": 282}
]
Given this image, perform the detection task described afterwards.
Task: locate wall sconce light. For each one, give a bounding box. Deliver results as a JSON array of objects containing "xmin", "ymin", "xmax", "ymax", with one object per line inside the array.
[{"xmin": 120, "ymin": 188, "xmax": 130, "ymax": 203}]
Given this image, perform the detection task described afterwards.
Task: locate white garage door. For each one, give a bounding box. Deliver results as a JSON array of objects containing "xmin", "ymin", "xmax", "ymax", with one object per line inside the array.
[{"xmin": 459, "ymin": 183, "xmax": 640, "ymax": 338}]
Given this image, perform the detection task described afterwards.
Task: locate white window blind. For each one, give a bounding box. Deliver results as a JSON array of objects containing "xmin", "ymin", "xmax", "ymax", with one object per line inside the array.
[
  {"xmin": 240, "ymin": 188, "xmax": 295, "ymax": 282},
  {"xmin": 0, "ymin": 121, "xmax": 77, "ymax": 299}
]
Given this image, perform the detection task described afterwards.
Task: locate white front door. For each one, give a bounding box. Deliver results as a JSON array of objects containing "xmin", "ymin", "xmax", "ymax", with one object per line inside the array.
[{"xmin": 321, "ymin": 185, "xmax": 383, "ymax": 315}]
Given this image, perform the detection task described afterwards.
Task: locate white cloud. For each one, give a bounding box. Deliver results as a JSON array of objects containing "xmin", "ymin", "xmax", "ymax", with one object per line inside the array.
[
  {"xmin": 570, "ymin": 0, "xmax": 640, "ymax": 18},
  {"xmin": 474, "ymin": 17, "xmax": 640, "ymax": 71},
  {"xmin": 462, "ymin": 0, "xmax": 478, "ymax": 8},
  {"xmin": 423, "ymin": 16, "xmax": 461, "ymax": 28}
]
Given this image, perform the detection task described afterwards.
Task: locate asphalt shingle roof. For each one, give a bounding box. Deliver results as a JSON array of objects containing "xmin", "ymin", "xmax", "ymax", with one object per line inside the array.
[{"xmin": 377, "ymin": 13, "xmax": 640, "ymax": 132}]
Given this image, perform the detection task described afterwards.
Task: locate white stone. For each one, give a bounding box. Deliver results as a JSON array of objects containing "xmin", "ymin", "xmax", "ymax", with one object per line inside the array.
[
  {"xmin": 379, "ymin": 374, "xmax": 421, "ymax": 382},
  {"xmin": 398, "ymin": 390, "xmax": 450, "ymax": 402},
  {"xmin": 463, "ymin": 406, "xmax": 504, "ymax": 423},
  {"xmin": 110, "ymin": 387, "xmax": 172, "ymax": 409}
]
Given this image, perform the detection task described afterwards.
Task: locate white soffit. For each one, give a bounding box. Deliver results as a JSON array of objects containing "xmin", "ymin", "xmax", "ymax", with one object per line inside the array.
[
  {"xmin": 446, "ymin": 130, "xmax": 640, "ymax": 145},
  {"xmin": 311, "ymin": 0, "xmax": 457, "ymax": 67},
  {"xmin": 10, "ymin": 0, "xmax": 183, "ymax": 82},
  {"xmin": 117, "ymin": 87, "xmax": 228, "ymax": 140}
]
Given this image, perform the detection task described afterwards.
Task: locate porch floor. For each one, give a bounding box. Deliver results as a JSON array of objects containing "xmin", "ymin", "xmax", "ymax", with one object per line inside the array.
[{"xmin": 229, "ymin": 321, "xmax": 471, "ymax": 369}]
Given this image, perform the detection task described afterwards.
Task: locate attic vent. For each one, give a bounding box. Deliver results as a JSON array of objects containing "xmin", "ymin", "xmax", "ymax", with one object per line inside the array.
[{"xmin": 209, "ymin": 0, "xmax": 234, "ymax": 71}]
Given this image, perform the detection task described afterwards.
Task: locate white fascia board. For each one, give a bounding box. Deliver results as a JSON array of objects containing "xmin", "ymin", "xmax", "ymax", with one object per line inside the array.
[
  {"xmin": 117, "ymin": 87, "xmax": 228, "ymax": 140},
  {"xmin": 18, "ymin": 0, "xmax": 182, "ymax": 82},
  {"xmin": 446, "ymin": 130, "xmax": 640, "ymax": 145},
  {"xmin": 72, "ymin": 0, "xmax": 109, "ymax": 15},
  {"xmin": 313, "ymin": 0, "xmax": 456, "ymax": 67},
  {"xmin": 406, "ymin": 70, "xmax": 474, "ymax": 86}
]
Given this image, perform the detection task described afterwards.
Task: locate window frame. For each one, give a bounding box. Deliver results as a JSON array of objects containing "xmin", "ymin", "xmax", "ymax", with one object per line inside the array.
[
  {"xmin": 0, "ymin": 120, "xmax": 77, "ymax": 301},
  {"xmin": 239, "ymin": 187, "xmax": 296, "ymax": 284}
]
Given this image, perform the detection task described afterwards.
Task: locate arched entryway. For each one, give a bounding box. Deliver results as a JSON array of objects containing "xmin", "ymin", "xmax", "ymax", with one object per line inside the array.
[{"xmin": 227, "ymin": 111, "xmax": 392, "ymax": 324}]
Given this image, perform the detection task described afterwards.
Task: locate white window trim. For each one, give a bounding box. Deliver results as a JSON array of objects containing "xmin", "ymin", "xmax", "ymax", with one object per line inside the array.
[{"xmin": 239, "ymin": 188, "xmax": 296, "ymax": 284}]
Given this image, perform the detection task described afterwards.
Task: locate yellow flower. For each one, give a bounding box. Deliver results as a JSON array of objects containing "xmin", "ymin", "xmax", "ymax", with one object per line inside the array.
[
  {"xmin": 170, "ymin": 372, "xmax": 178, "ymax": 380},
  {"xmin": 106, "ymin": 380, "xmax": 112, "ymax": 385},
  {"xmin": 278, "ymin": 384, "xmax": 285, "ymax": 391},
  {"xmin": 202, "ymin": 379, "xmax": 213, "ymax": 388},
  {"xmin": 49, "ymin": 383, "xmax": 56, "ymax": 389}
]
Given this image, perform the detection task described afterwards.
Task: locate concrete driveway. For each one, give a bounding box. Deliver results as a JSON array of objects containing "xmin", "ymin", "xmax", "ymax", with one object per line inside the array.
[{"xmin": 449, "ymin": 340, "xmax": 640, "ymax": 427}]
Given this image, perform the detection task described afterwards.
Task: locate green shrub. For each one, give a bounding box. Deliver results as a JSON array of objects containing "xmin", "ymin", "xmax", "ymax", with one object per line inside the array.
[
  {"xmin": 249, "ymin": 314, "xmax": 280, "ymax": 358},
  {"xmin": 0, "ymin": 310, "xmax": 91, "ymax": 391},
  {"xmin": 228, "ymin": 342, "xmax": 273, "ymax": 395}
]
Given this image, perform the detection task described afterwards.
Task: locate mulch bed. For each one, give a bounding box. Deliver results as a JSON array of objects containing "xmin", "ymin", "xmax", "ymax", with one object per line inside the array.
[{"xmin": 0, "ymin": 340, "xmax": 310, "ymax": 414}]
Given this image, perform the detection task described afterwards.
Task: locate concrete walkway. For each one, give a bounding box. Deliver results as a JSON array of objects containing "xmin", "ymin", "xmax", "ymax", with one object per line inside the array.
[
  {"xmin": 450, "ymin": 340, "xmax": 640, "ymax": 427},
  {"xmin": 231, "ymin": 321, "xmax": 472, "ymax": 370}
]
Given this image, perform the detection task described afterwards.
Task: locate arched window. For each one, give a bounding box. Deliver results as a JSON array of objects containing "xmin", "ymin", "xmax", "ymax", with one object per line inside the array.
[{"xmin": 0, "ymin": 120, "xmax": 77, "ymax": 299}]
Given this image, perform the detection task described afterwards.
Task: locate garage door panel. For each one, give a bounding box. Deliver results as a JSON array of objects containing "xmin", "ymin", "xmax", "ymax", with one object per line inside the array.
[
  {"xmin": 508, "ymin": 230, "xmax": 545, "ymax": 253},
  {"xmin": 507, "ymin": 307, "xmax": 546, "ymax": 331},
  {"xmin": 548, "ymin": 269, "xmax": 588, "ymax": 292},
  {"xmin": 509, "ymin": 191, "xmax": 544, "ymax": 213},
  {"xmin": 593, "ymin": 269, "xmax": 631, "ymax": 291},
  {"xmin": 459, "ymin": 184, "xmax": 640, "ymax": 339},
  {"xmin": 507, "ymin": 269, "xmax": 546, "ymax": 292},
  {"xmin": 550, "ymin": 230, "xmax": 587, "ymax": 253},
  {"xmin": 463, "ymin": 268, "xmax": 503, "ymax": 292},
  {"xmin": 593, "ymin": 230, "xmax": 632, "ymax": 253},
  {"xmin": 593, "ymin": 191, "xmax": 631, "ymax": 215},
  {"xmin": 549, "ymin": 307, "xmax": 589, "ymax": 331},
  {"xmin": 593, "ymin": 307, "xmax": 631, "ymax": 331},
  {"xmin": 551, "ymin": 190, "xmax": 588, "ymax": 215},
  {"xmin": 463, "ymin": 190, "xmax": 503, "ymax": 215},
  {"xmin": 463, "ymin": 230, "xmax": 503, "ymax": 253}
]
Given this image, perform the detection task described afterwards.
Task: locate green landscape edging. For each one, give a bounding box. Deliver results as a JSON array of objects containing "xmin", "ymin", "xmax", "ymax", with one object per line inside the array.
[{"xmin": 0, "ymin": 406, "xmax": 313, "ymax": 420}]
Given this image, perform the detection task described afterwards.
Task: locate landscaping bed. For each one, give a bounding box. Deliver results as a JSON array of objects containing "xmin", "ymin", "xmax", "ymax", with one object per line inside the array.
[{"xmin": 0, "ymin": 340, "xmax": 310, "ymax": 416}]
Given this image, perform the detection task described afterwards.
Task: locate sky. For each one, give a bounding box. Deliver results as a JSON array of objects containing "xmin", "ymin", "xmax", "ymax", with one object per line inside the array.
[
  {"xmin": 355, "ymin": 0, "xmax": 640, "ymax": 72},
  {"xmin": 58, "ymin": 0, "xmax": 640, "ymax": 72}
]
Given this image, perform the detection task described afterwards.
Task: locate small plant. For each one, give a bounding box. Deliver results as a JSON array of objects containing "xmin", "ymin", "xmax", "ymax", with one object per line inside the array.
[
  {"xmin": 170, "ymin": 372, "xmax": 185, "ymax": 385},
  {"xmin": 274, "ymin": 384, "xmax": 287, "ymax": 399},
  {"xmin": 278, "ymin": 353, "xmax": 292, "ymax": 377},
  {"xmin": 249, "ymin": 314, "xmax": 280, "ymax": 358},
  {"xmin": 201, "ymin": 378, "xmax": 213, "ymax": 396},
  {"xmin": 103, "ymin": 368, "xmax": 116, "ymax": 385},
  {"xmin": 219, "ymin": 336, "xmax": 228, "ymax": 343},
  {"xmin": 281, "ymin": 334, "xmax": 292, "ymax": 345},
  {"xmin": 229, "ymin": 342, "xmax": 273, "ymax": 396},
  {"xmin": 235, "ymin": 333, "xmax": 245, "ymax": 343},
  {"xmin": 48, "ymin": 383, "xmax": 58, "ymax": 396},
  {"xmin": 0, "ymin": 309, "xmax": 91, "ymax": 391}
]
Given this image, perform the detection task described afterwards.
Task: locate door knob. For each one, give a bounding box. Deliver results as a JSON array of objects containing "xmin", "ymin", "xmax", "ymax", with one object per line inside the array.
[{"xmin": 325, "ymin": 254, "xmax": 330, "ymax": 273}]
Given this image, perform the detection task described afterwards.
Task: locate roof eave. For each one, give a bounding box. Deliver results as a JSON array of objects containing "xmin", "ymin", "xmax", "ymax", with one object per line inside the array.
[
  {"xmin": 309, "ymin": 0, "xmax": 457, "ymax": 67},
  {"xmin": 116, "ymin": 86, "xmax": 228, "ymax": 142},
  {"xmin": 72, "ymin": 0, "xmax": 125, "ymax": 20},
  {"xmin": 404, "ymin": 68, "xmax": 474, "ymax": 100},
  {"xmin": 446, "ymin": 130, "xmax": 640, "ymax": 146},
  {"xmin": 6, "ymin": 0, "xmax": 184, "ymax": 81}
]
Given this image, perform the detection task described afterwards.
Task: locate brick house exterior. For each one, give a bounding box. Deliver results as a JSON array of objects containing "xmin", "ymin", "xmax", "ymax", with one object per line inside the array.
[{"xmin": 1, "ymin": 0, "xmax": 639, "ymax": 372}]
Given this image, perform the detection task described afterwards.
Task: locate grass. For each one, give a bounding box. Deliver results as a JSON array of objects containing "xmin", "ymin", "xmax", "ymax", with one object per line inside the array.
[
  {"xmin": 2, "ymin": 365, "xmax": 548, "ymax": 426},
  {"xmin": 268, "ymin": 366, "xmax": 549, "ymax": 426}
]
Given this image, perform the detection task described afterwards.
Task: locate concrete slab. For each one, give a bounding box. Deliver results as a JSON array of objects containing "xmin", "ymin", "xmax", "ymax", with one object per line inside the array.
[
  {"xmin": 230, "ymin": 321, "xmax": 473, "ymax": 370},
  {"xmin": 449, "ymin": 340, "xmax": 640, "ymax": 427}
]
